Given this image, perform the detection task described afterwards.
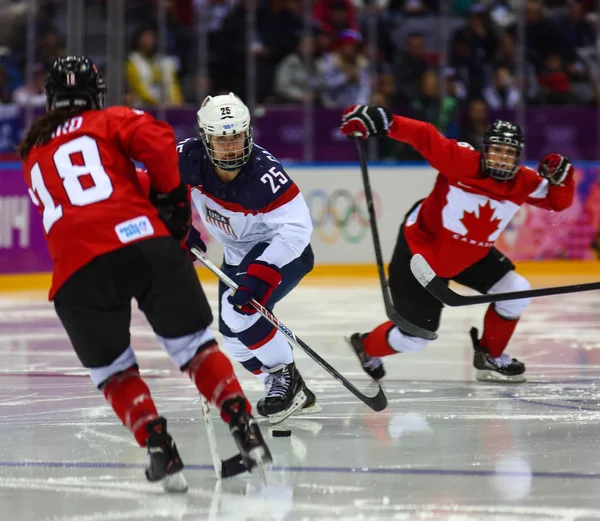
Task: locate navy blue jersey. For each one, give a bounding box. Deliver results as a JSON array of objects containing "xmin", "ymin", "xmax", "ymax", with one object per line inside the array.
[{"xmin": 177, "ymin": 137, "xmax": 312, "ymax": 267}]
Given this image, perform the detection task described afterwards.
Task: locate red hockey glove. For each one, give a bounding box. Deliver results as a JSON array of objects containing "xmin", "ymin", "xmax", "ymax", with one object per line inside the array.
[
  {"xmin": 538, "ymin": 154, "xmax": 573, "ymax": 186},
  {"xmin": 230, "ymin": 261, "xmax": 282, "ymax": 315},
  {"xmin": 340, "ymin": 105, "xmax": 393, "ymax": 139},
  {"xmin": 150, "ymin": 182, "xmax": 192, "ymax": 241}
]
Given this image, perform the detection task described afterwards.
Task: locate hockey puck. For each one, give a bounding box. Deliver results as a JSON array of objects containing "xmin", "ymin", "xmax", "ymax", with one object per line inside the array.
[{"xmin": 271, "ymin": 429, "xmax": 291, "ymax": 438}]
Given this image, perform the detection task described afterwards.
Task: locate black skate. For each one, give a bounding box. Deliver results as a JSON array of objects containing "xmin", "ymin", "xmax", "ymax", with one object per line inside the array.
[
  {"xmin": 256, "ymin": 363, "xmax": 308, "ymax": 424},
  {"xmin": 223, "ymin": 396, "xmax": 272, "ymax": 484},
  {"xmin": 470, "ymin": 327, "xmax": 526, "ymax": 383},
  {"xmin": 299, "ymin": 386, "xmax": 322, "ymax": 415},
  {"xmin": 346, "ymin": 333, "xmax": 386, "ymax": 381},
  {"xmin": 145, "ymin": 417, "xmax": 188, "ymax": 493}
]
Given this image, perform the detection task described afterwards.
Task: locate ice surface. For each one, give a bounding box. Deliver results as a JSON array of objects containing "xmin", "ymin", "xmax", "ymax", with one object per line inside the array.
[{"xmin": 1, "ymin": 278, "xmax": 600, "ymax": 520}]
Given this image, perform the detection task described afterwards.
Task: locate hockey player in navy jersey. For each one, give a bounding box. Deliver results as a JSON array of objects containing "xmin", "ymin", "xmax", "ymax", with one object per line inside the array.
[{"xmin": 179, "ymin": 92, "xmax": 318, "ymax": 423}]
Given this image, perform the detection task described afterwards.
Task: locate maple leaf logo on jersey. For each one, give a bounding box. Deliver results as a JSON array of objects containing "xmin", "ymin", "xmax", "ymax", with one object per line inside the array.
[
  {"xmin": 460, "ymin": 200, "xmax": 502, "ymax": 243},
  {"xmin": 205, "ymin": 206, "xmax": 238, "ymax": 238}
]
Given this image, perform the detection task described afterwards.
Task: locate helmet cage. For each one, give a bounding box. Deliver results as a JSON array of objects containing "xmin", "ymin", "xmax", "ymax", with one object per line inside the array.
[
  {"xmin": 481, "ymin": 127, "xmax": 524, "ymax": 181},
  {"xmin": 199, "ymin": 125, "xmax": 253, "ymax": 171}
]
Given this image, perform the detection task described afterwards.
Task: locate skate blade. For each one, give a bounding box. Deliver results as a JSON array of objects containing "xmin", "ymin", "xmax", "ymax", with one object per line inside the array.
[
  {"xmin": 476, "ymin": 369, "xmax": 526, "ymax": 384},
  {"xmin": 297, "ymin": 402, "xmax": 322, "ymax": 415},
  {"xmin": 267, "ymin": 390, "xmax": 307, "ymax": 424},
  {"xmin": 162, "ymin": 471, "xmax": 188, "ymax": 493},
  {"xmin": 248, "ymin": 446, "xmax": 272, "ymax": 485}
]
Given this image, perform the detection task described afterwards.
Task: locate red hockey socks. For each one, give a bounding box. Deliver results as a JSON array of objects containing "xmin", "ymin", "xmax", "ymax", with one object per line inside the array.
[
  {"xmin": 480, "ymin": 305, "xmax": 519, "ymax": 358},
  {"xmin": 363, "ymin": 321, "xmax": 398, "ymax": 357},
  {"xmin": 186, "ymin": 341, "xmax": 251, "ymax": 423},
  {"xmin": 102, "ymin": 367, "xmax": 159, "ymax": 447}
]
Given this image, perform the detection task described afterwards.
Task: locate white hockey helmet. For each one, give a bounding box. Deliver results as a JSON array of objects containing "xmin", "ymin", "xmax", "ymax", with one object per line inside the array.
[{"xmin": 196, "ymin": 92, "xmax": 253, "ymax": 171}]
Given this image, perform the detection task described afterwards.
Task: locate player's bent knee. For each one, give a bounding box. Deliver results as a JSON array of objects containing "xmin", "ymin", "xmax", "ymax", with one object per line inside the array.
[
  {"xmin": 157, "ymin": 327, "xmax": 216, "ymax": 369},
  {"xmin": 91, "ymin": 346, "xmax": 138, "ymax": 388},
  {"xmin": 489, "ymin": 271, "xmax": 531, "ymax": 318},
  {"xmin": 220, "ymin": 289, "xmax": 261, "ymax": 333}
]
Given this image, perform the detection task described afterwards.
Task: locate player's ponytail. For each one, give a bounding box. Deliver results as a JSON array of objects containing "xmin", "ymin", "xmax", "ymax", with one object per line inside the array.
[{"xmin": 17, "ymin": 107, "xmax": 83, "ymax": 160}]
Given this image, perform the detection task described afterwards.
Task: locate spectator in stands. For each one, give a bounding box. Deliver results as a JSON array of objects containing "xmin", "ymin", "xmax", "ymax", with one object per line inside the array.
[
  {"xmin": 448, "ymin": 30, "xmax": 484, "ymax": 100},
  {"xmin": 145, "ymin": 0, "xmax": 195, "ymax": 84},
  {"xmin": 318, "ymin": 29, "xmax": 370, "ymax": 108},
  {"xmin": 371, "ymin": 72, "xmax": 395, "ymax": 108},
  {"xmin": 274, "ymin": 34, "xmax": 317, "ymax": 104},
  {"xmin": 410, "ymin": 69, "xmax": 458, "ymax": 136},
  {"xmin": 9, "ymin": 0, "xmax": 59, "ymax": 70},
  {"xmin": 482, "ymin": 66, "xmax": 521, "ymax": 109},
  {"xmin": 452, "ymin": 3, "xmax": 498, "ymax": 64},
  {"xmin": 392, "ymin": 32, "xmax": 428, "ymax": 106},
  {"xmin": 12, "ymin": 62, "xmax": 46, "ymax": 107},
  {"xmin": 258, "ymin": 0, "xmax": 304, "ymax": 103},
  {"xmin": 537, "ymin": 52, "xmax": 571, "ymax": 105},
  {"xmin": 35, "ymin": 30, "xmax": 66, "ymax": 70},
  {"xmin": 557, "ymin": 1, "xmax": 595, "ymax": 104},
  {"xmin": 520, "ymin": 0, "xmax": 562, "ymax": 72},
  {"xmin": 209, "ymin": 0, "xmax": 270, "ymax": 102},
  {"xmin": 126, "ymin": 27, "xmax": 184, "ymax": 107},
  {"xmin": 559, "ymin": 1, "xmax": 595, "ymax": 52},
  {"xmin": 0, "ymin": 65, "xmax": 11, "ymax": 104},
  {"xmin": 460, "ymin": 98, "xmax": 488, "ymax": 150},
  {"xmin": 314, "ymin": 22, "xmax": 334, "ymax": 58},
  {"xmin": 489, "ymin": 32, "xmax": 538, "ymax": 101},
  {"xmin": 387, "ymin": 0, "xmax": 438, "ymax": 16},
  {"xmin": 313, "ymin": 0, "xmax": 359, "ymax": 40}
]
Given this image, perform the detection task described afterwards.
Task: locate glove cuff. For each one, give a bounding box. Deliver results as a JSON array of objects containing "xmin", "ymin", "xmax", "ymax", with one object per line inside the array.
[{"xmin": 247, "ymin": 262, "xmax": 282, "ymax": 288}]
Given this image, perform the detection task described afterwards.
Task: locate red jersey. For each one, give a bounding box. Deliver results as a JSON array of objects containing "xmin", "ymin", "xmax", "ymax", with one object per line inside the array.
[
  {"xmin": 22, "ymin": 106, "xmax": 181, "ymax": 300},
  {"xmin": 388, "ymin": 115, "xmax": 575, "ymax": 278}
]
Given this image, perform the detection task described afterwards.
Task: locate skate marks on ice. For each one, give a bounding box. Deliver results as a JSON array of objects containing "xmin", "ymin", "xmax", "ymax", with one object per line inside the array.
[
  {"xmin": 2, "ymin": 285, "xmax": 600, "ymax": 519},
  {"xmin": 1, "ymin": 470, "xmax": 600, "ymax": 521}
]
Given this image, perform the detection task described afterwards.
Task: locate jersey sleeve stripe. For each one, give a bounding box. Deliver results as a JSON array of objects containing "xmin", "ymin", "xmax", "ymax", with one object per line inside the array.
[{"xmin": 262, "ymin": 183, "xmax": 300, "ymax": 214}]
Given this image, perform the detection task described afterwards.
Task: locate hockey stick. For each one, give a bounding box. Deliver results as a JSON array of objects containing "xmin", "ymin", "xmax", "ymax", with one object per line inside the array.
[
  {"xmin": 201, "ymin": 394, "xmax": 249, "ymax": 479},
  {"xmin": 354, "ymin": 139, "xmax": 438, "ymax": 340},
  {"xmin": 410, "ymin": 253, "xmax": 600, "ymax": 306},
  {"xmin": 190, "ymin": 246, "xmax": 388, "ymax": 412}
]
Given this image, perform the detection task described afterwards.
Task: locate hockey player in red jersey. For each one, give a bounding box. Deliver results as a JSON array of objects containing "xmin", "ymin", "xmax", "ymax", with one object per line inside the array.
[
  {"xmin": 340, "ymin": 105, "xmax": 575, "ymax": 383},
  {"xmin": 18, "ymin": 56, "xmax": 271, "ymax": 490}
]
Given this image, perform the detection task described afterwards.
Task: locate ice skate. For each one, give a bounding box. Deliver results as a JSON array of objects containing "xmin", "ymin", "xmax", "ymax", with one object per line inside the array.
[
  {"xmin": 298, "ymin": 385, "xmax": 322, "ymax": 415},
  {"xmin": 223, "ymin": 396, "xmax": 272, "ymax": 484},
  {"xmin": 256, "ymin": 362, "xmax": 308, "ymax": 424},
  {"xmin": 145, "ymin": 417, "xmax": 188, "ymax": 493},
  {"xmin": 470, "ymin": 327, "xmax": 526, "ymax": 383},
  {"xmin": 346, "ymin": 333, "xmax": 386, "ymax": 380}
]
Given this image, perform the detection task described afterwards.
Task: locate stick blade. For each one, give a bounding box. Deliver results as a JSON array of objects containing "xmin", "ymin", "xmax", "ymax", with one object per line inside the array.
[
  {"xmin": 368, "ymin": 385, "xmax": 388, "ymax": 412},
  {"xmin": 410, "ymin": 254, "xmax": 436, "ymax": 288}
]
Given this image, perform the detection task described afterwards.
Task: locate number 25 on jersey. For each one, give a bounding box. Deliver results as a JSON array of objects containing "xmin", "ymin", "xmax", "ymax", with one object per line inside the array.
[{"xmin": 28, "ymin": 135, "xmax": 114, "ymax": 233}]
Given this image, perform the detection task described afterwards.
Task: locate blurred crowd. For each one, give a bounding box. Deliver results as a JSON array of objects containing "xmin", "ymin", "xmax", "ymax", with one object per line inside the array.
[{"xmin": 0, "ymin": 0, "xmax": 598, "ymax": 154}]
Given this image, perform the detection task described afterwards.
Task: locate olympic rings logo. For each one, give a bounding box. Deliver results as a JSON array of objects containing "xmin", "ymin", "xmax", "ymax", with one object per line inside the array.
[{"xmin": 305, "ymin": 189, "xmax": 381, "ymax": 244}]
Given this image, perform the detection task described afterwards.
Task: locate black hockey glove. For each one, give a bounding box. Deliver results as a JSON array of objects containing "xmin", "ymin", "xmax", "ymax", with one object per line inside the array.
[
  {"xmin": 538, "ymin": 154, "xmax": 573, "ymax": 186},
  {"xmin": 340, "ymin": 105, "xmax": 393, "ymax": 139},
  {"xmin": 150, "ymin": 182, "xmax": 192, "ymax": 241},
  {"xmin": 186, "ymin": 225, "xmax": 207, "ymax": 255}
]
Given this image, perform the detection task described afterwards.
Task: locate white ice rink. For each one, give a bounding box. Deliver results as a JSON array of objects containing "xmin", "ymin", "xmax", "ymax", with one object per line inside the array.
[{"xmin": 1, "ymin": 275, "xmax": 600, "ymax": 520}]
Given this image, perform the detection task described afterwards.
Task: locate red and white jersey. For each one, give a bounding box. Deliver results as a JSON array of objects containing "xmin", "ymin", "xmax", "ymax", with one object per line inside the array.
[
  {"xmin": 22, "ymin": 106, "xmax": 181, "ymax": 299},
  {"xmin": 388, "ymin": 115, "xmax": 575, "ymax": 278}
]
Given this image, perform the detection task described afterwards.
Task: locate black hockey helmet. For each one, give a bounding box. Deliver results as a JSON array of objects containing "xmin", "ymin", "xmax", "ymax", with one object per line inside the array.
[
  {"xmin": 481, "ymin": 119, "xmax": 524, "ymax": 181},
  {"xmin": 45, "ymin": 56, "xmax": 106, "ymax": 112}
]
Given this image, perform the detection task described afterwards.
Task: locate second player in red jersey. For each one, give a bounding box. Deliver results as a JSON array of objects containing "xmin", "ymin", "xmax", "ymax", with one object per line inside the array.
[{"xmin": 340, "ymin": 105, "xmax": 575, "ymax": 383}]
